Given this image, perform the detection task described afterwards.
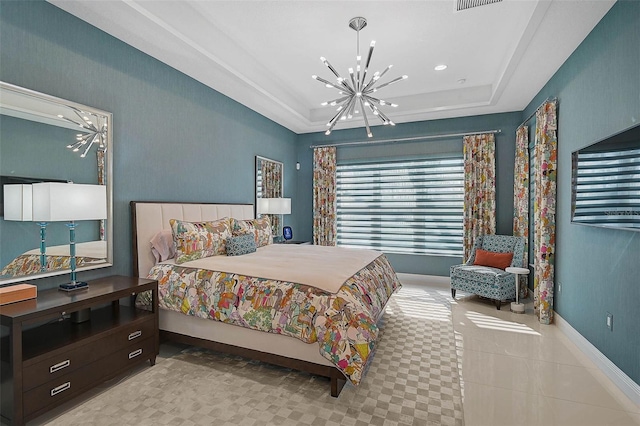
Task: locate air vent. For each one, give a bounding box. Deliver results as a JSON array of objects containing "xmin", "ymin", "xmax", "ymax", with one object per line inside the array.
[{"xmin": 456, "ymin": 0, "xmax": 502, "ymax": 12}]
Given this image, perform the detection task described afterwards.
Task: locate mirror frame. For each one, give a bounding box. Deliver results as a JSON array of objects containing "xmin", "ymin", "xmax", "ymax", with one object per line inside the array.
[{"xmin": 0, "ymin": 81, "xmax": 113, "ymax": 284}]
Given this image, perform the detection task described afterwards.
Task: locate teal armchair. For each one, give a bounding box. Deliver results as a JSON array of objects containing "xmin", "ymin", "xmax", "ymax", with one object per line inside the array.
[{"xmin": 450, "ymin": 235, "xmax": 526, "ymax": 309}]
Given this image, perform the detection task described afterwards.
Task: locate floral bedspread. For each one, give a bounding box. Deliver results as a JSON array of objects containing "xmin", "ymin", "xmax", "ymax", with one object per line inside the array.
[
  {"xmin": 143, "ymin": 253, "xmax": 401, "ymax": 385},
  {"xmin": 1, "ymin": 254, "xmax": 101, "ymax": 277}
]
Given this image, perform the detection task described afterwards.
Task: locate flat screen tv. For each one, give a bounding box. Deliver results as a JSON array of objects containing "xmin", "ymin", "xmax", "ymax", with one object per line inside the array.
[{"xmin": 571, "ymin": 123, "xmax": 640, "ymax": 231}]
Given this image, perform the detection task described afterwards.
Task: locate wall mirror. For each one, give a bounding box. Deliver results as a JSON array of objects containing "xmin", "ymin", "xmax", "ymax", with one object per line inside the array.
[
  {"xmin": 255, "ymin": 155, "xmax": 284, "ymax": 234},
  {"xmin": 0, "ymin": 81, "xmax": 113, "ymax": 285}
]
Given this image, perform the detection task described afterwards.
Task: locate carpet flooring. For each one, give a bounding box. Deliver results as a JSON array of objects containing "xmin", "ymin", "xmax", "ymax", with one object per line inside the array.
[{"xmin": 37, "ymin": 283, "xmax": 464, "ymax": 426}]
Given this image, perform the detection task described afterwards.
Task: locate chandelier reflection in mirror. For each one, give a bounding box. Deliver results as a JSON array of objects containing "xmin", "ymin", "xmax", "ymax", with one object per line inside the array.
[
  {"xmin": 57, "ymin": 107, "xmax": 108, "ymax": 157},
  {"xmin": 313, "ymin": 17, "xmax": 407, "ymax": 138}
]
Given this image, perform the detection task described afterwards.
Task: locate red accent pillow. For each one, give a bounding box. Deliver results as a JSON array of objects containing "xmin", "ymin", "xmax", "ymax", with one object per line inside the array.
[{"xmin": 473, "ymin": 249, "xmax": 513, "ymax": 270}]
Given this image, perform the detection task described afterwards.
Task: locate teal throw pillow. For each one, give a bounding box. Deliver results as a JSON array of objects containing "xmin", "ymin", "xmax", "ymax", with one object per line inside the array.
[{"xmin": 226, "ymin": 234, "xmax": 257, "ymax": 256}]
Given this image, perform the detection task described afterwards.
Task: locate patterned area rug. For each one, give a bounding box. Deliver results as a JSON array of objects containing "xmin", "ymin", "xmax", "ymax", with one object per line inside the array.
[{"xmin": 44, "ymin": 283, "xmax": 464, "ymax": 426}]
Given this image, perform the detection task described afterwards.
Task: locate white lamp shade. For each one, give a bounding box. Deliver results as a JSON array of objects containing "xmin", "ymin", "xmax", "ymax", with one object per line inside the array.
[
  {"xmin": 3, "ymin": 184, "xmax": 33, "ymax": 221},
  {"xmin": 32, "ymin": 183, "xmax": 107, "ymax": 222},
  {"xmin": 257, "ymin": 198, "xmax": 291, "ymax": 215}
]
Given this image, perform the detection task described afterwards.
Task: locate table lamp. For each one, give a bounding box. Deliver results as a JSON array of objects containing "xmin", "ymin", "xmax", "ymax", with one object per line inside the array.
[
  {"xmin": 3, "ymin": 184, "xmax": 49, "ymax": 271},
  {"xmin": 32, "ymin": 183, "xmax": 107, "ymax": 292},
  {"xmin": 257, "ymin": 197, "xmax": 291, "ymax": 241}
]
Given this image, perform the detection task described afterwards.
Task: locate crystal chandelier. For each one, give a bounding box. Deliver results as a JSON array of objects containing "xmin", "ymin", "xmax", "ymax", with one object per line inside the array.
[
  {"xmin": 57, "ymin": 106, "xmax": 108, "ymax": 157},
  {"xmin": 313, "ymin": 17, "xmax": 407, "ymax": 137}
]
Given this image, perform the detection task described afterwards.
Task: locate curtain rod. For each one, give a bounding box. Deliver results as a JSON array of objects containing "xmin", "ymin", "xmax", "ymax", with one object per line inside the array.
[
  {"xmin": 309, "ymin": 129, "xmax": 502, "ymax": 149},
  {"xmin": 518, "ymin": 97, "xmax": 557, "ymax": 129}
]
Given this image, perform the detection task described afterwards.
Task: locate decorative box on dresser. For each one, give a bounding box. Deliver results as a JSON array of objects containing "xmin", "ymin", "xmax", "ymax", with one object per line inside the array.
[{"xmin": 0, "ymin": 276, "xmax": 159, "ymax": 426}]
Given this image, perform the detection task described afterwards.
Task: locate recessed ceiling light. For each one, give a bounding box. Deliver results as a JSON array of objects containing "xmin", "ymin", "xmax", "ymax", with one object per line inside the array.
[{"xmin": 434, "ymin": 64, "xmax": 447, "ymax": 71}]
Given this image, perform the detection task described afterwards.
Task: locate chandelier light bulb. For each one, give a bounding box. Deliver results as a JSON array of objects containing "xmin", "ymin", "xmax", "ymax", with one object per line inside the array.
[{"xmin": 312, "ymin": 16, "xmax": 406, "ymax": 137}]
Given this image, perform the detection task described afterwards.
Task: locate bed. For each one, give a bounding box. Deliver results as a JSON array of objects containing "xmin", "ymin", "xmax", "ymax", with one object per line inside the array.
[
  {"xmin": 1, "ymin": 240, "xmax": 107, "ymax": 277},
  {"xmin": 131, "ymin": 201, "xmax": 401, "ymax": 396}
]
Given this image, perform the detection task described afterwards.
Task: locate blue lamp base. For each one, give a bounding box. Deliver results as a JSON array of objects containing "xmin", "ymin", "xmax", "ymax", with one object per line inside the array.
[{"xmin": 58, "ymin": 221, "xmax": 89, "ymax": 293}]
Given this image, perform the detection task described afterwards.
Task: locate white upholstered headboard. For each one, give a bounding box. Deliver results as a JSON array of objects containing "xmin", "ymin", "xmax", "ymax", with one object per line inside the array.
[{"xmin": 131, "ymin": 202, "xmax": 254, "ymax": 278}]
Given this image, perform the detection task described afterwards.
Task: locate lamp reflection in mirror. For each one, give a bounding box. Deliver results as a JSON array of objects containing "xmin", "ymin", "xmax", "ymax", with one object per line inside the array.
[
  {"xmin": 3, "ymin": 184, "xmax": 47, "ymax": 271},
  {"xmin": 257, "ymin": 198, "xmax": 291, "ymax": 241},
  {"xmin": 32, "ymin": 183, "xmax": 107, "ymax": 291}
]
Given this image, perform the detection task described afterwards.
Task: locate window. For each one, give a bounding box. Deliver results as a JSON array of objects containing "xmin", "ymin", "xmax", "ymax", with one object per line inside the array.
[{"xmin": 336, "ymin": 156, "xmax": 464, "ymax": 256}]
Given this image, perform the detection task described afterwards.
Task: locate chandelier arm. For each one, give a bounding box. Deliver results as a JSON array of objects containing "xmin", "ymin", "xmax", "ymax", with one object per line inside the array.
[
  {"xmin": 68, "ymin": 140, "xmax": 86, "ymax": 151},
  {"xmin": 360, "ymin": 42, "xmax": 375, "ymax": 88},
  {"xmin": 81, "ymin": 134, "xmax": 99, "ymax": 158},
  {"xmin": 327, "ymin": 99, "xmax": 350, "ymax": 126},
  {"xmin": 57, "ymin": 115, "xmax": 94, "ymax": 132},
  {"xmin": 376, "ymin": 65, "xmax": 394, "ymax": 82},
  {"xmin": 321, "ymin": 57, "xmax": 344, "ymax": 81},
  {"xmin": 323, "ymin": 95, "xmax": 351, "ymax": 106},
  {"xmin": 313, "ymin": 75, "xmax": 343, "ymax": 91},
  {"xmin": 348, "ymin": 68, "xmax": 358, "ymax": 93},
  {"xmin": 338, "ymin": 80, "xmax": 355, "ymax": 94},
  {"xmin": 71, "ymin": 108, "xmax": 99, "ymax": 133},
  {"xmin": 345, "ymin": 98, "xmax": 358, "ymax": 119},
  {"xmin": 372, "ymin": 75, "xmax": 408, "ymax": 92},
  {"xmin": 376, "ymin": 108, "xmax": 393, "ymax": 124},
  {"xmin": 366, "ymin": 100, "xmax": 394, "ymax": 125},
  {"xmin": 363, "ymin": 99, "xmax": 386, "ymax": 124},
  {"xmin": 325, "ymin": 103, "xmax": 350, "ymax": 135},
  {"xmin": 359, "ymin": 98, "xmax": 373, "ymax": 137},
  {"xmin": 361, "ymin": 74, "xmax": 379, "ymax": 93},
  {"xmin": 366, "ymin": 96, "xmax": 397, "ymax": 108}
]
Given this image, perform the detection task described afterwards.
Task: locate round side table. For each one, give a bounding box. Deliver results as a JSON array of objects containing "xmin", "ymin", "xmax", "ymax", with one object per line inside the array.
[{"xmin": 506, "ymin": 266, "xmax": 530, "ymax": 314}]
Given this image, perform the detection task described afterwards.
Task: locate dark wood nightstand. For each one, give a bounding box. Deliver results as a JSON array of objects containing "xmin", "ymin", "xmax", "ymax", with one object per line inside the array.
[{"xmin": 0, "ymin": 276, "xmax": 158, "ymax": 426}]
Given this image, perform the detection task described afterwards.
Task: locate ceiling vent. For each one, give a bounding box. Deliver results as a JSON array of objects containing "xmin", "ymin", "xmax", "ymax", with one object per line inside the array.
[{"xmin": 456, "ymin": 0, "xmax": 502, "ymax": 12}]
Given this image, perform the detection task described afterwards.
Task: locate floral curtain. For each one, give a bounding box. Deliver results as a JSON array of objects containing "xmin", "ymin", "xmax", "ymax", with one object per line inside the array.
[
  {"xmin": 513, "ymin": 126, "xmax": 530, "ymax": 299},
  {"xmin": 313, "ymin": 146, "xmax": 337, "ymax": 246},
  {"xmin": 463, "ymin": 133, "xmax": 497, "ymax": 260},
  {"xmin": 533, "ymin": 101, "xmax": 557, "ymax": 324},
  {"xmin": 97, "ymin": 150, "xmax": 106, "ymax": 241},
  {"xmin": 261, "ymin": 159, "xmax": 283, "ymax": 236}
]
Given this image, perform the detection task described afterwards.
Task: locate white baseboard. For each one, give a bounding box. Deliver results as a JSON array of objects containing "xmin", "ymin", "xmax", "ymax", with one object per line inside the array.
[
  {"xmin": 555, "ymin": 313, "xmax": 640, "ymax": 407},
  {"xmin": 396, "ymin": 272, "xmax": 450, "ymax": 288}
]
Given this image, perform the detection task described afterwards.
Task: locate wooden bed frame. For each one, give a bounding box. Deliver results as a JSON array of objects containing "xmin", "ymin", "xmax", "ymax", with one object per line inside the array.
[{"xmin": 130, "ymin": 201, "xmax": 346, "ymax": 396}]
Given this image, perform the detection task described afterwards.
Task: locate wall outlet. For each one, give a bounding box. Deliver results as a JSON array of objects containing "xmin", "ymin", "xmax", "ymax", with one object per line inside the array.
[
  {"xmin": 606, "ymin": 312, "xmax": 613, "ymax": 331},
  {"xmin": 558, "ymin": 282, "xmax": 562, "ymax": 293}
]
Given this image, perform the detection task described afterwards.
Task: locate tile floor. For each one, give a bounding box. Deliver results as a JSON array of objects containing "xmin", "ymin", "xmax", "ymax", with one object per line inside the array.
[
  {"xmin": 399, "ymin": 274, "xmax": 640, "ymax": 426},
  {"xmin": 8, "ymin": 274, "xmax": 640, "ymax": 426}
]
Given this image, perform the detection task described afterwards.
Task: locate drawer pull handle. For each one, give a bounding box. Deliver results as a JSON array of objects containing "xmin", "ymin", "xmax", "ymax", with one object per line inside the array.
[
  {"xmin": 128, "ymin": 330, "xmax": 142, "ymax": 340},
  {"xmin": 49, "ymin": 359, "xmax": 70, "ymax": 374},
  {"xmin": 128, "ymin": 348, "xmax": 143, "ymax": 359},
  {"xmin": 50, "ymin": 382, "xmax": 70, "ymax": 397}
]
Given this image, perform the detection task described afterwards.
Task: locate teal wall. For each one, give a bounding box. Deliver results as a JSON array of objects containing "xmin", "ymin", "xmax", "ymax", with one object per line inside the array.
[
  {"xmin": 0, "ymin": 1, "xmax": 298, "ymax": 285},
  {"xmin": 296, "ymin": 113, "xmax": 522, "ymax": 275},
  {"xmin": 522, "ymin": 1, "xmax": 639, "ymax": 385}
]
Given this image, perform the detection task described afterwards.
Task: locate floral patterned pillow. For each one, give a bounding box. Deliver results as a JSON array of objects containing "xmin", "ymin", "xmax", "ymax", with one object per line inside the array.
[
  {"xmin": 231, "ymin": 216, "xmax": 273, "ymax": 247},
  {"xmin": 170, "ymin": 217, "xmax": 232, "ymax": 264}
]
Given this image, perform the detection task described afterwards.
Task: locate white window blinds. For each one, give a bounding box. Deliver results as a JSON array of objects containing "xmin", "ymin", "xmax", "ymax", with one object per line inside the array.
[{"xmin": 336, "ymin": 156, "xmax": 464, "ymax": 256}]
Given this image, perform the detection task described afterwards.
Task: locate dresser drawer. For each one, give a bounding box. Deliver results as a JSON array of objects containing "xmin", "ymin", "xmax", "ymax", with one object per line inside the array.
[
  {"xmin": 110, "ymin": 316, "xmax": 156, "ymax": 352},
  {"xmin": 23, "ymin": 317, "xmax": 155, "ymax": 390},
  {"xmin": 23, "ymin": 337, "xmax": 155, "ymax": 418},
  {"xmin": 23, "ymin": 358, "xmax": 105, "ymax": 417},
  {"xmin": 105, "ymin": 336, "xmax": 155, "ymax": 375}
]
